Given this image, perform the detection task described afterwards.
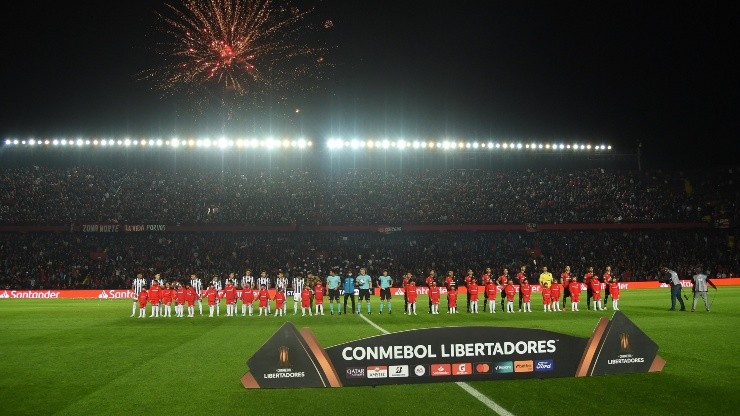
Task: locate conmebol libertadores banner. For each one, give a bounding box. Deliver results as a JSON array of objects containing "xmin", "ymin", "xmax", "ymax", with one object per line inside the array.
[{"xmin": 241, "ymin": 311, "xmax": 664, "ymax": 388}]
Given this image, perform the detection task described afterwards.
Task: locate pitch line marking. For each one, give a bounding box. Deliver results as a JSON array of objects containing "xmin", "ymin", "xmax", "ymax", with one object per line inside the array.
[{"xmin": 358, "ymin": 314, "xmax": 515, "ymax": 416}]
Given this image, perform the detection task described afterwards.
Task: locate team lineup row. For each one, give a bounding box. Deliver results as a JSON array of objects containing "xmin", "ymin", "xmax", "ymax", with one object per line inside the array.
[{"xmin": 130, "ymin": 266, "xmax": 621, "ymax": 317}]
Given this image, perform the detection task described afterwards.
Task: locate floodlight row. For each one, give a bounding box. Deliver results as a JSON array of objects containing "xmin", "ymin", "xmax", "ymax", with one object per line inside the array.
[
  {"xmin": 326, "ymin": 139, "xmax": 611, "ymax": 151},
  {"xmin": 2, "ymin": 138, "xmax": 313, "ymax": 149}
]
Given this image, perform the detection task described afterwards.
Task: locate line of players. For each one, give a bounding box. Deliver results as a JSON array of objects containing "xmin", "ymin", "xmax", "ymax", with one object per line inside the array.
[
  {"xmin": 129, "ymin": 265, "xmax": 622, "ymax": 318},
  {"xmin": 402, "ymin": 265, "xmax": 620, "ymax": 314}
]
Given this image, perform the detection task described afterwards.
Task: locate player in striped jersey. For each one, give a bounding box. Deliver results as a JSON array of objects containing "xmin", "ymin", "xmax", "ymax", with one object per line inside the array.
[
  {"xmin": 291, "ymin": 273, "xmax": 306, "ymax": 315},
  {"xmin": 190, "ymin": 274, "xmax": 203, "ymax": 316},
  {"xmin": 257, "ymin": 272, "xmax": 271, "ymax": 314},
  {"xmin": 210, "ymin": 275, "xmax": 222, "ymax": 316},
  {"xmin": 241, "ymin": 270, "xmax": 255, "ymax": 295},
  {"xmin": 275, "ymin": 272, "xmax": 289, "ymax": 316},
  {"xmin": 131, "ymin": 273, "xmax": 147, "ymax": 317}
]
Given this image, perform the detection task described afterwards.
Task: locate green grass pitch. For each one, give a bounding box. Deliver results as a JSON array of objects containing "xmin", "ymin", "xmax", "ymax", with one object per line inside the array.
[{"xmin": 1, "ymin": 288, "xmax": 737, "ymax": 416}]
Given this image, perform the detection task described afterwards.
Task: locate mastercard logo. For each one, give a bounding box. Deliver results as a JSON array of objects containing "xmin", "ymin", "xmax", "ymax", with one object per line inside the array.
[{"xmin": 475, "ymin": 363, "xmax": 491, "ymax": 373}]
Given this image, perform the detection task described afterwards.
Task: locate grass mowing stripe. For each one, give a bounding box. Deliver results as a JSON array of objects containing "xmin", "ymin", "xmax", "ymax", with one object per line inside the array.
[{"xmin": 359, "ymin": 313, "xmax": 515, "ymax": 416}]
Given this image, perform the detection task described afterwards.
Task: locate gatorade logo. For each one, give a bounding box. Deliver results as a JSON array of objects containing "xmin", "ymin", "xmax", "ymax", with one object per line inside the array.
[{"xmin": 452, "ymin": 363, "xmax": 472, "ymax": 376}]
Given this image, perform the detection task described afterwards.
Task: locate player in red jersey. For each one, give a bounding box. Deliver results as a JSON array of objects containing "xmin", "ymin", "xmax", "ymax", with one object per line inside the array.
[
  {"xmin": 520, "ymin": 279, "xmax": 533, "ymax": 312},
  {"xmin": 429, "ymin": 282, "xmax": 441, "ymax": 315},
  {"xmin": 541, "ymin": 283, "xmax": 552, "ymax": 312},
  {"xmin": 550, "ymin": 279, "xmax": 562, "ymax": 312},
  {"xmin": 300, "ymin": 286, "xmax": 313, "ymax": 316},
  {"xmin": 584, "ymin": 266, "xmax": 595, "ymax": 310},
  {"xmin": 447, "ymin": 286, "xmax": 458, "ymax": 314},
  {"xmin": 609, "ymin": 277, "xmax": 621, "ymax": 310},
  {"xmin": 161, "ymin": 283, "xmax": 173, "ymax": 318},
  {"xmin": 602, "ymin": 266, "xmax": 612, "ymax": 309},
  {"xmin": 241, "ymin": 283, "xmax": 255, "ymax": 316},
  {"xmin": 590, "ymin": 275, "xmax": 604, "ymax": 311},
  {"xmin": 274, "ymin": 288, "xmax": 286, "ymax": 317},
  {"xmin": 185, "ymin": 284, "xmax": 196, "ymax": 317},
  {"xmin": 314, "ymin": 281, "xmax": 325, "ymax": 315},
  {"xmin": 569, "ymin": 277, "xmax": 581, "ymax": 311},
  {"xmin": 425, "ymin": 270, "xmax": 436, "ymax": 314},
  {"xmin": 148, "ymin": 281, "xmax": 161, "ymax": 317},
  {"xmin": 468, "ymin": 279, "xmax": 480, "ymax": 313},
  {"xmin": 402, "ymin": 273, "xmax": 412, "ymax": 313},
  {"xmin": 223, "ymin": 281, "xmax": 237, "ymax": 317},
  {"xmin": 137, "ymin": 288, "xmax": 148, "ymax": 318},
  {"xmin": 481, "ymin": 267, "xmax": 492, "ymax": 312},
  {"xmin": 175, "ymin": 283, "xmax": 186, "ymax": 317},
  {"xmin": 515, "ymin": 266, "xmax": 527, "ymax": 312},
  {"xmin": 406, "ymin": 281, "xmax": 418, "ymax": 315},
  {"xmin": 257, "ymin": 285, "xmax": 270, "ymax": 316},
  {"xmin": 497, "ymin": 268, "xmax": 510, "ymax": 312},
  {"xmin": 464, "ymin": 269, "xmax": 475, "ymax": 313},
  {"xmin": 485, "ymin": 278, "xmax": 498, "ymax": 313},
  {"xmin": 560, "ymin": 266, "xmax": 571, "ymax": 310},
  {"xmin": 205, "ymin": 284, "xmax": 218, "ymax": 317},
  {"xmin": 444, "ymin": 271, "xmax": 455, "ymax": 291},
  {"xmin": 505, "ymin": 280, "xmax": 517, "ymax": 313}
]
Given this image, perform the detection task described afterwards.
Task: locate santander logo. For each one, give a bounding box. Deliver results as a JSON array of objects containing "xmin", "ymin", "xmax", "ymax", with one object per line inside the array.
[
  {"xmin": 0, "ymin": 291, "xmax": 10, "ymax": 299},
  {"xmin": 98, "ymin": 291, "xmax": 110, "ymax": 299}
]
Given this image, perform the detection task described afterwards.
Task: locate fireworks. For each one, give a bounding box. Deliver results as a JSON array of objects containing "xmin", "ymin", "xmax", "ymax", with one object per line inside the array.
[{"xmin": 145, "ymin": 0, "xmax": 330, "ymax": 104}]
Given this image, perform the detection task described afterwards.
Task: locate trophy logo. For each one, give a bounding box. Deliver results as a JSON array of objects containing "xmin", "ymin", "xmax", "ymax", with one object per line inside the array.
[
  {"xmin": 619, "ymin": 333, "xmax": 630, "ymax": 352},
  {"xmin": 279, "ymin": 346, "xmax": 290, "ymax": 368}
]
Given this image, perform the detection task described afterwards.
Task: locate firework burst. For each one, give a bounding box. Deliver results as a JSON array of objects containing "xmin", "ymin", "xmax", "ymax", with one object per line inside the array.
[{"xmin": 145, "ymin": 0, "xmax": 330, "ymax": 105}]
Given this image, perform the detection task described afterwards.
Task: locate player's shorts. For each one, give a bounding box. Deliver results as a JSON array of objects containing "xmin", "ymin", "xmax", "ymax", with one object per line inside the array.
[
  {"xmin": 380, "ymin": 287, "xmax": 391, "ymax": 300},
  {"xmin": 358, "ymin": 288, "xmax": 370, "ymax": 301},
  {"xmin": 294, "ymin": 293, "xmax": 302, "ymax": 302},
  {"xmin": 329, "ymin": 288, "xmax": 340, "ymax": 301}
]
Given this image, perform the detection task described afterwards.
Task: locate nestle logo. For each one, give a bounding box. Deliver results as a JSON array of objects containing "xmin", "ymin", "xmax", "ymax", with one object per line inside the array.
[
  {"xmin": 535, "ymin": 359, "xmax": 554, "ymax": 371},
  {"xmin": 345, "ymin": 367, "xmax": 366, "ymax": 378}
]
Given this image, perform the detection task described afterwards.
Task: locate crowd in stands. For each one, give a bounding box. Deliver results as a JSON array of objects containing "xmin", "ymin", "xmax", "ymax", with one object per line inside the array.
[
  {"xmin": 0, "ymin": 166, "xmax": 736, "ymax": 225},
  {"xmin": 1, "ymin": 230, "xmax": 735, "ymax": 290}
]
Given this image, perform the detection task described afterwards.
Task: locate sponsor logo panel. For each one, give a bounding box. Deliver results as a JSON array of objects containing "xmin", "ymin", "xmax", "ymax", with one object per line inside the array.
[
  {"xmin": 535, "ymin": 359, "xmax": 554, "ymax": 372},
  {"xmin": 514, "ymin": 360, "xmax": 534, "ymax": 373},
  {"xmin": 345, "ymin": 367, "xmax": 366, "ymax": 379},
  {"xmin": 431, "ymin": 364, "xmax": 451, "ymax": 376},
  {"xmin": 494, "ymin": 361, "xmax": 513, "ymax": 373},
  {"xmin": 366, "ymin": 366, "xmax": 388, "ymax": 379},
  {"xmin": 389, "ymin": 365, "xmax": 409, "ymax": 378},
  {"xmin": 452, "ymin": 363, "xmax": 472, "ymax": 376}
]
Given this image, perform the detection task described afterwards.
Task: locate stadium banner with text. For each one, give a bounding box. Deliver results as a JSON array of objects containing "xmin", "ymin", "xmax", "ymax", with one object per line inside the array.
[
  {"xmin": 1, "ymin": 279, "xmax": 738, "ymax": 300},
  {"xmin": 0, "ymin": 289, "xmax": 288, "ymax": 299},
  {"xmin": 240, "ymin": 311, "xmax": 664, "ymax": 388}
]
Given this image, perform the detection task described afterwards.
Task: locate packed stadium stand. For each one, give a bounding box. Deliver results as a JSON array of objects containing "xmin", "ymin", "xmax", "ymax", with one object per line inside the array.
[{"xmin": 0, "ymin": 147, "xmax": 737, "ymax": 289}]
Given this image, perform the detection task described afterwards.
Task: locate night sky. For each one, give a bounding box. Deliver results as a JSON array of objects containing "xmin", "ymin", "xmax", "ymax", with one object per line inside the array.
[{"xmin": 0, "ymin": 1, "xmax": 736, "ymax": 166}]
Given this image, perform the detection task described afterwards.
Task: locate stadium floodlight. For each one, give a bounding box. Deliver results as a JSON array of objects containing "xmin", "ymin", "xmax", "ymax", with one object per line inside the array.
[
  {"xmin": 516, "ymin": 143, "xmax": 523, "ymax": 149},
  {"xmin": 61, "ymin": 139, "xmax": 68, "ymax": 146},
  {"xmin": 580, "ymin": 144, "xmax": 586, "ymax": 150},
  {"xmin": 607, "ymin": 145, "xmax": 612, "ymax": 150},
  {"xmin": 381, "ymin": 140, "xmax": 390, "ymax": 149},
  {"xmin": 472, "ymin": 142, "xmax": 479, "ymax": 148},
  {"xmin": 29, "ymin": 139, "xmax": 36, "ymax": 145},
  {"xmin": 586, "ymin": 144, "xmax": 592, "ymax": 150},
  {"xmin": 3, "ymin": 139, "xmax": 10, "ymax": 145},
  {"xmin": 398, "ymin": 140, "xmax": 407, "ymax": 149},
  {"xmin": 171, "ymin": 138, "xmax": 180, "ymax": 147}
]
